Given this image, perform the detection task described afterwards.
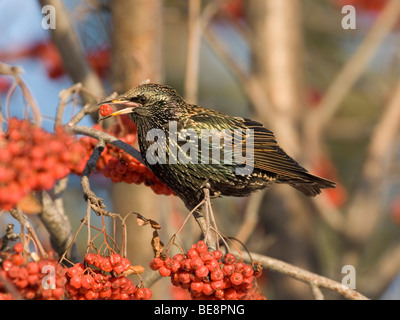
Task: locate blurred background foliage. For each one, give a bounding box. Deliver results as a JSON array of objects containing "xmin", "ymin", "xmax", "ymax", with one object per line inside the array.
[{"xmin": 1, "ymin": 0, "xmax": 400, "ymax": 299}]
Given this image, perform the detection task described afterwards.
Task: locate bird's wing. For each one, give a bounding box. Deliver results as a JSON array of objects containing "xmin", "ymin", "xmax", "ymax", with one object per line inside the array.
[{"xmin": 179, "ymin": 108, "xmax": 308, "ymax": 178}]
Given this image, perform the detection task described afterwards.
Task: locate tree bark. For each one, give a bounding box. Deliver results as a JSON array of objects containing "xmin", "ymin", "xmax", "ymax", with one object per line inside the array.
[
  {"xmin": 110, "ymin": 0, "xmax": 166, "ymax": 299},
  {"xmin": 246, "ymin": 0, "xmax": 316, "ymax": 299}
]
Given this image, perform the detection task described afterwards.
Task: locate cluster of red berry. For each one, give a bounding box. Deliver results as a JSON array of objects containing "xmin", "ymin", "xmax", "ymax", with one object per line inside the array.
[
  {"xmin": 65, "ymin": 253, "xmax": 151, "ymax": 300},
  {"xmin": 0, "ymin": 118, "xmax": 87, "ymax": 210},
  {"xmin": 76, "ymin": 110, "xmax": 174, "ymax": 196},
  {"xmin": 149, "ymin": 240, "xmax": 264, "ymax": 300},
  {"xmin": 0, "ymin": 242, "xmax": 67, "ymax": 300}
]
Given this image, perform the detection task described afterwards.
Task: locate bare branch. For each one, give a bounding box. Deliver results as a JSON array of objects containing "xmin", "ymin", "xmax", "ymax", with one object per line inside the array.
[
  {"xmin": 0, "ymin": 62, "xmax": 42, "ymax": 125},
  {"xmin": 343, "ymin": 76, "xmax": 400, "ymax": 258},
  {"xmin": 67, "ymin": 124, "xmax": 144, "ymax": 164},
  {"xmin": 38, "ymin": 0, "xmax": 105, "ymax": 103},
  {"xmin": 243, "ymin": 251, "xmax": 369, "ymax": 300},
  {"xmin": 184, "ymin": 0, "xmax": 202, "ymax": 103}
]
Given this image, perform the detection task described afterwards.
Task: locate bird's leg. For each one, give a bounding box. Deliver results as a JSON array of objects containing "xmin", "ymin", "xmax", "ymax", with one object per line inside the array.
[{"xmin": 201, "ymin": 182, "xmax": 223, "ymax": 251}]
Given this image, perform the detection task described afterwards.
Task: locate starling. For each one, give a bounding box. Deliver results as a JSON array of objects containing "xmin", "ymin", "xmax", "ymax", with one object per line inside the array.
[{"xmin": 100, "ymin": 83, "xmax": 335, "ymax": 211}]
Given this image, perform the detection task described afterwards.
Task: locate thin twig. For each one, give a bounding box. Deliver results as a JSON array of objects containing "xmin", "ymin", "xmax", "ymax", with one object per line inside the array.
[
  {"xmin": 242, "ymin": 251, "xmax": 369, "ymax": 300},
  {"xmin": 0, "ymin": 62, "xmax": 42, "ymax": 125},
  {"xmin": 184, "ymin": 0, "xmax": 202, "ymax": 103}
]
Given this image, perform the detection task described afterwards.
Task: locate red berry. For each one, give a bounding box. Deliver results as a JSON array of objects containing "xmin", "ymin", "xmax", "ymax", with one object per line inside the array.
[
  {"xmin": 99, "ymin": 104, "xmax": 113, "ymax": 117},
  {"xmin": 210, "ymin": 269, "xmax": 224, "ymax": 281},
  {"xmin": 52, "ymin": 287, "xmax": 64, "ymax": 299},
  {"xmin": 187, "ymin": 248, "xmax": 199, "ymax": 259},
  {"xmin": 100, "ymin": 258, "xmax": 113, "ymax": 272},
  {"xmin": 224, "ymin": 288, "xmax": 238, "ymax": 300},
  {"xmin": 135, "ymin": 287, "xmax": 148, "ymax": 300},
  {"xmin": 171, "ymin": 260, "xmax": 181, "ymax": 273},
  {"xmin": 164, "ymin": 257, "xmax": 174, "ymax": 269},
  {"xmin": 13, "ymin": 242, "xmax": 24, "ymax": 253},
  {"xmin": 17, "ymin": 267, "xmax": 28, "ymax": 280},
  {"xmin": 199, "ymin": 251, "xmax": 214, "ymax": 262},
  {"xmin": 109, "ymin": 253, "xmax": 122, "ymax": 267},
  {"xmin": 113, "ymin": 265, "xmax": 125, "ymax": 274},
  {"xmin": 190, "ymin": 281, "xmax": 204, "ymax": 293},
  {"xmin": 85, "ymin": 289, "xmax": 99, "ymax": 300},
  {"xmin": 190, "ymin": 257, "xmax": 204, "ymax": 270},
  {"xmin": 2, "ymin": 260, "xmax": 13, "ymax": 272},
  {"xmin": 223, "ymin": 263, "xmax": 235, "ymax": 276},
  {"xmin": 26, "ymin": 261, "xmax": 39, "ymax": 275},
  {"xmin": 158, "ymin": 266, "xmax": 171, "ymax": 277},
  {"xmin": 144, "ymin": 287, "xmax": 152, "ymax": 300},
  {"xmin": 70, "ymin": 275, "xmax": 82, "ymax": 289},
  {"xmin": 181, "ymin": 259, "xmax": 192, "ymax": 272},
  {"xmin": 110, "ymin": 277, "xmax": 120, "ymax": 289},
  {"xmin": 212, "ymin": 250, "xmax": 223, "ymax": 260},
  {"xmin": 210, "ymin": 279, "xmax": 225, "ymax": 290},
  {"xmin": 11, "ymin": 254, "xmax": 24, "ymax": 266},
  {"xmin": 206, "ymin": 259, "xmax": 220, "ymax": 272},
  {"xmin": 242, "ymin": 264, "xmax": 254, "ymax": 277},
  {"xmin": 195, "ymin": 240, "xmax": 208, "ymax": 253},
  {"xmin": 214, "ymin": 288, "xmax": 224, "ymax": 299},
  {"xmin": 149, "ymin": 259, "xmax": 161, "ymax": 271},
  {"xmin": 99, "ymin": 288, "xmax": 112, "ymax": 299},
  {"xmin": 178, "ymin": 271, "xmax": 191, "ymax": 284},
  {"xmin": 234, "ymin": 262, "xmax": 245, "ymax": 272},
  {"xmin": 202, "ymin": 283, "xmax": 214, "ymax": 296},
  {"xmin": 28, "ymin": 274, "xmax": 39, "ymax": 285},
  {"xmin": 224, "ymin": 253, "xmax": 236, "ymax": 265},
  {"xmin": 230, "ymin": 272, "xmax": 244, "ymax": 286},
  {"xmin": 84, "ymin": 253, "xmax": 97, "ymax": 265},
  {"xmin": 173, "ymin": 253, "xmax": 185, "ymax": 262},
  {"xmin": 118, "ymin": 276, "xmax": 129, "ymax": 289},
  {"xmin": 7, "ymin": 265, "xmax": 19, "ymax": 278},
  {"xmin": 195, "ymin": 265, "xmax": 209, "ymax": 278}
]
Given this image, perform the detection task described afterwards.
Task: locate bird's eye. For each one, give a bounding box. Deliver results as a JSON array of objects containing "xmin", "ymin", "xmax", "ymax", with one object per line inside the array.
[{"xmin": 138, "ymin": 95, "xmax": 147, "ymax": 104}]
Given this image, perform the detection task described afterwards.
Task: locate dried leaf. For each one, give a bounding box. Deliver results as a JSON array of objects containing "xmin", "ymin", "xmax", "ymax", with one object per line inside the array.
[
  {"xmin": 135, "ymin": 213, "xmax": 149, "ymax": 227},
  {"xmin": 17, "ymin": 193, "xmax": 42, "ymax": 215},
  {"xmin": 151, "ymin": 230, "xmax": 164, "ymax": 257},
  {"xmin": 149, "ymin": 219, "xmax": 161, "ymax": 230},
  {"xmin": 134, "ymin": 212, "xmax": 162, "ymax": 229},
  {"xmin": 122, "ymin": 265, "xmax": 145, "ymax": 276}
]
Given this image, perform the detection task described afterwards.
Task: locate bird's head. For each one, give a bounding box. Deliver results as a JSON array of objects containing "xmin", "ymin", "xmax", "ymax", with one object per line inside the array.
[{"xmin": 99, "ymin": 83, "xmax": 185, "ymax": 122}]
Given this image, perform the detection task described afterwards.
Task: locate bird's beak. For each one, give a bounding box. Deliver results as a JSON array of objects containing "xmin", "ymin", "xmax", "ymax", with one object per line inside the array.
[{"xmin": 98, "ymin": 98, "xmax": 141, "ymax": 121}]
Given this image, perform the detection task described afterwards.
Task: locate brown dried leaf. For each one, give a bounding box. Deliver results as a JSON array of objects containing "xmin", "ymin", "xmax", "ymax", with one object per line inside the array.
[
  {"xmin": 149, "ymin": 219, "xmax": 161, "ymax": 230},
  {"xmin": 151, "ymin": 230, "xmax": 164, "ymax": 257},
  {"xmin": 17, "ymin": 193, "xmax": 42, "ymax": 215},
  {"xmin": 134, "ymin": 212, "xmax": 162, "ymax": 230},
  {"xmin": 121, "ymin": 265, "xmax": 145, "ymax": 276}
]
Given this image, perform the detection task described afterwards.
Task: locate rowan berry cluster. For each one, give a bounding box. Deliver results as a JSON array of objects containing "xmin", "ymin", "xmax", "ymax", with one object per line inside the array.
[
  {"xmin": 0, "ymin": 242, "xmax": 67, "ymax": 300},
  {"xmin": 76, "ymin": 119, "xmax": 174, "ymax": 196},
  {"xmin": 149, "ymin": 240, "xmax": 263, "ymax": 300},
  {"xmin": 65, "ymin": 253, "xmax": 151, "ymax": 300},
  {"xmin": 0, "ymin": 118, "xmax": 87, "ymax": 210}
]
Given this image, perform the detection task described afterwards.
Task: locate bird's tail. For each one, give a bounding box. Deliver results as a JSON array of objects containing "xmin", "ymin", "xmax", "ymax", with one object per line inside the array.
[{"xmin": 278, "ymin": 173, "xmax": 336, "ymax": 197}]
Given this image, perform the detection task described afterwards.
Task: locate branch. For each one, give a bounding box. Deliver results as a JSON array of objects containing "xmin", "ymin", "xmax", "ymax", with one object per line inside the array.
[
  {"xmin": 314, "ymin": 0, "xmax": 400, "ymax": 128},
  {"xmin": 0, "ymin": 62, "xmax": 41, "ymax": 125},
  {"xmin": 38, "ymin": 0, "xmax": 105, "ymax": 103},
  {"xmin": 305, "ymin": 0, "xmax": 400, "ymax": 157},
  {"xmin": 344, "ymin": 76, "xmax": 400, "ymax": 250},
  {"xmin": 243, "ymin": 252, "xmax": 369, "ymax": 300},
  {"xmin": 184, "ymin": 0, "xmax": 202, "ymax": 103},
  {"xmin": 67, "ymin": 125, "xmax": 144, "ymax": 164},
  {"xmin": 39, "ymin": 190, "xmax": 80, "ymax": 263}
]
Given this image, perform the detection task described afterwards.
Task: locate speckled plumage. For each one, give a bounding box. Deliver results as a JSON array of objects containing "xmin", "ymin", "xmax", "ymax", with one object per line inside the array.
[{"xmin": 103, "ymin": 83, "xmax": 335, "ymax": 210}]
